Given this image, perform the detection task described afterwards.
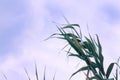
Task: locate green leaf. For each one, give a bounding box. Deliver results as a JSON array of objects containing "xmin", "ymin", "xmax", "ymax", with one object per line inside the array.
[
  {"xmin": 95, "ymin": 58, "xmax": 105, "ymax": 75},
  {"xmin": 106, "ymin": 63, "xmax": 115, "ymax": 78},
  {"xmin": 63, "ymin": 34, "xmax": 84, "ymax": 56},
  {"xmin": 64, "ymin": 33, "xmax": 78, "ymax": 38},
  {"xmin": 44, "ymin": 33, "xmax": 61, "ymax": 41},
  {"xmin": 89, "ymin": 34, "xmax": 97, "ymax": 51},
  {"xmin": 69, "ymin": 66, "xmax": 89, "ymax": 80},
  {"xmin": 62, "ymin": 24, "xmax": 81, "ymax": 38},
  {"xmin": 89, "ymin": 76, "xmax": 96, "ymax": 80},
  {"xmin": 114, "ymin": 68, "xmax": 118, "ymax": 80},
  {"xmin": 62, "ymin": 24, "xmax": 80, "ymax": 29},
  {"xmin": 69, "ymin": 53, "xmax": 85, "ymax": 60},
  {"xmin": 85, "ymin": 37, "xmax": 98, "ymax": 58},
  {"xmin": 96, "ymin": 35, "xmax": 104, "ymax": 65}
]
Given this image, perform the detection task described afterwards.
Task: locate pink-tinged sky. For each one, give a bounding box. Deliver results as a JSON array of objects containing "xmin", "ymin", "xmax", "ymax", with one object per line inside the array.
[{"xmin": 0, "ymin": 0, "xmax": 120, "ymax": 80}]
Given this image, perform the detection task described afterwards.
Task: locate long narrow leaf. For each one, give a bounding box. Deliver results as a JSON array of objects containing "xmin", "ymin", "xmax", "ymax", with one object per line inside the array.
[
  {"xmin": 2, "ymin": 73, "xmax": 7, "ymax": 80},
  {"xmin": 24, "ymin": 68, "xmax": 31, "ymax": 80},
  {"xmin": 62, "ymin": 24, "xmax": 80, "ymax": 29},
  {"xmin": 106, "ymin": 63, "xmax": 115, "ymax": 78},
  {"xmin": 69, "ymin": 53, "xmax": 85, "ymax": 60},
  {"xmin": 43, "ymin": 67, "xmax": 46, "ymax": 80},
  {"xmin": 96, "ymin": 35, "xmax": 104, "ymax": 65},
  {"xmin": 35, "ymin": 62, "xmax": 39, "ymax": 80},
  {"xmin": 69, "ymin": 66, "xmax": 89, "ymax": 80}
]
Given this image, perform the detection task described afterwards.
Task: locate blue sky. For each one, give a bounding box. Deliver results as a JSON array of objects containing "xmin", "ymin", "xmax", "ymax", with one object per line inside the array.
[
  {"xmin": 0, "ymin": 0, "xmax": 29, "ymax": 56},
  {"xmin": 0, "ymin": 0, "xmax": 120, "ymax": 80}
]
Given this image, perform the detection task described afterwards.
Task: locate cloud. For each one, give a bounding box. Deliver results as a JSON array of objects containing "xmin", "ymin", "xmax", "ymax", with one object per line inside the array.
[
  {"xmin": 0, "ymin": 0, "xmax": 31, "ymax": 57},
  {"xmin": 1, "ymin": 0, "xmax": 120, "ymax": 80},
  {"xmin": 98, "ymin": 2, "xmax": 120, "ymax": 24}
]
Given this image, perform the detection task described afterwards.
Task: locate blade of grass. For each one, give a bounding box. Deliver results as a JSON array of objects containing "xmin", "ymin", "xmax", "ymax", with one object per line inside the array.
[
  {"xmin": 96, "ymin": 35, "xmax": 104, "ymax": 65},
  {"xmin": 62, "ymin": 15, "xmax": 70, "ymax": 24},
  {"xmin": 52, "ymin": 72, "xmax": 56, "ymax": 80},
  {"xmin": 106, "ymin": 63, "xmax": 115, "ymax": 78},
  {"xmin": 69, "ymin": 66, "xmax": 89, "ymax": 80},
  {"xmin": 24, "ymin": 68, "xmax": 31, "ymax": 80},
  {"xmin": 35, "ymin": 64, "xmax": 39, "ymax": 80},
  {"xmin": 43, "ymin": 67, "xmax": 46, "ymax": 80},
  {"xmin": 2, "ymin": 73, "xmax": 7, "ymax": 80}
]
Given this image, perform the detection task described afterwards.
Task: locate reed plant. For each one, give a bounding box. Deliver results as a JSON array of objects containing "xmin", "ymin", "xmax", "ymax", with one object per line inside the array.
[
  {"xmin": 2, "ymin": 23, "xmax": 120, "ymax": 80},
  {"xmin": 49, "ymin": 23, "xmax": 120, "ymax": 80}
]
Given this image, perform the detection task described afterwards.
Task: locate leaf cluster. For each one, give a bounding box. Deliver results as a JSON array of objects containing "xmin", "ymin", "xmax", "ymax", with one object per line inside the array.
[{"xmin": 50, "ymin": 23, "xmax": 120, "ymax": 80}]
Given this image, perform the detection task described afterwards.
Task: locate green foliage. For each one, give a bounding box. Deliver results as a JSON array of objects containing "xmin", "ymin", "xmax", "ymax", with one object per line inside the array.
[
  {"xmin": 2, "ymin": 23, "xmax": 120, "ymax": 80},
  {"xmin": 51, "ymin": 23, "xmax": 120, "ymax": 80}
]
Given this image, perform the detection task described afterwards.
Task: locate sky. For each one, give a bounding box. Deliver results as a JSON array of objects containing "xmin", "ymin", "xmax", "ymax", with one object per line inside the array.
[{"xmin": 0, "ymin": 0, "xmax": 120, "ymax": 80}]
